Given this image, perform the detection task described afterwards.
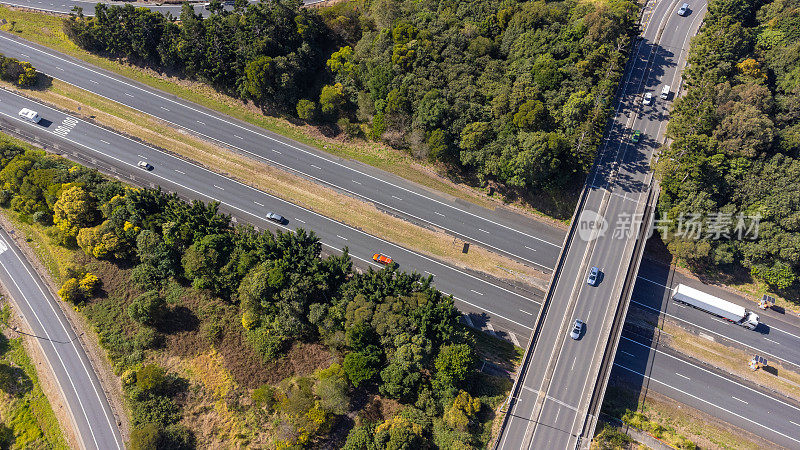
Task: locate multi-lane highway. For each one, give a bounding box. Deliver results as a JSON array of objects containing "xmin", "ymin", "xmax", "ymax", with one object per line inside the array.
[
  {"xmin": 496, "ymin": 0, "xmax": 708, "ymax": 447},
  {"xmin": 0, "ymin": 0, "xmax": 326, "ymax": 16},
  {"xmin": 6, "ymin": 67, "xmax": 800, "ymax": 448},
  {"xmin": 0, "ymin": 226, "xmax": 122, "ymax": 449},
  {"xmin": 0, "ymin": 87, "xmax": 544, "ymax": 345},
  {"xmin": 615, "ymin": 330, "xmax": 800, "ymax": 449},
  {"xmin": 0, "ymin": 22, "xmax": 564, "ymax": 275},
  {"xmin": 4, "ymin": 1, "xmax": 800, "ymax": 447}
]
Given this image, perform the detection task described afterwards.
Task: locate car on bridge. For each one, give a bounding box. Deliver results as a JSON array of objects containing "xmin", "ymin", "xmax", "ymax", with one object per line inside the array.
[
  {"xmin": 570, "ymin": 319, "xmax": 584, "ymax": 340},
  {"xmin": 587, "ymin": 266, "xmax": 601, "ymax": 286}
]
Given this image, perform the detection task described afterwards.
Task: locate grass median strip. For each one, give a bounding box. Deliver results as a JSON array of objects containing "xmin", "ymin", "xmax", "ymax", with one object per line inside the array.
[
  {"xmin": 658, "ymin": 318, "xmax": 800, "ymax": 402},
  {"xmin": 0, "ymin": 7, "xmax": 574, "ymax": 223},
  {"xmin": 1, "ymin": 80, "xmax": 550, "ymax": 287}
]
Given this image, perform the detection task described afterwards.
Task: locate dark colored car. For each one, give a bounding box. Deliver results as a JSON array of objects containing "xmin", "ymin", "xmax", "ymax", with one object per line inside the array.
[{"xmin": 266, "ymin": 212, "xmax": 286, "ymax": 224}]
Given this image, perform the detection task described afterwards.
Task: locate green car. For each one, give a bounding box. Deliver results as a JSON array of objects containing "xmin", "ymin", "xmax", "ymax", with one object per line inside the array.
[{"xmin": 631, "ymin": 130, "xmax": 642, "ymax": 143}]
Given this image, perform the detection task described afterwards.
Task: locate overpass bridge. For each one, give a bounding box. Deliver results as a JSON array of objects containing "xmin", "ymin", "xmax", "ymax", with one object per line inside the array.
[{"xmin": 495, "ymin": 0, "xmax": 707, "ymax": 447}]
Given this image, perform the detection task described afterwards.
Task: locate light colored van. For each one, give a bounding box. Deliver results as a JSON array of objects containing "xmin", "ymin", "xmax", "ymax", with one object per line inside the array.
[
  {"xmin": 18, "ymin": 108, "xmax": 41, "ymax": 123},
  {"xmin": 660, "ymin": 85, "xmax": 670, "ymax": 99}
]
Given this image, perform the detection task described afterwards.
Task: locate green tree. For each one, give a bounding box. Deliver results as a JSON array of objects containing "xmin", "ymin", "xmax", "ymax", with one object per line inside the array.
[
  {"xmin": 53, "ymin": 186, "xmax": 97, "ymax": 240},
  {"xmin": 296, "ymin": 99, "xmax": 317, "ymax": 121},
  {"xmin": 319, "ymin": 83, "xmax": 345, "ymax": 118},
  {"xmin": 433, "ymin": 344, "xmax": 474, "ymax": 391},
  {"xmin": 128, "ymin": 291, "xmax": 167, "ymax": 325},
  {"xmin": 342, "ymin": 351, "xmax": 380, "ymax": 387}
]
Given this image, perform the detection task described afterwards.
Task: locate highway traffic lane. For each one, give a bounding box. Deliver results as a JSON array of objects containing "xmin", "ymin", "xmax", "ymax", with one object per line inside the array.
[
  {"xmin": 614, "ymin": 333, "xmax": 800, "ymax": 449},
  {"xmin": 0, "ymin": 32, "xmax": 564, "ymax": 272},
  {"xmin": 631, "ymin": 259, "xmax": 800, "ymax": 371},
  {"xmin": 0, "ymin": 87, "xmax": 543, "ymax": 345},
  {"xmin": 528, "ymin": 189, "xmax": 643, "ymax": 447},
  {"xmin": 0, "ymin": 227, "xmax": 122, "ymax": 450}
]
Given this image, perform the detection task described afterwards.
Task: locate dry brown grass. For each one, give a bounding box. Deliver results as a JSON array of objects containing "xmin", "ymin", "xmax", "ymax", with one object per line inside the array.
[
  {"xmin": 661, "ymin": 320, "xmax": 800, "ymax": 402},
  {"xmin": 1, "ymin": 79, "xmax": 551, "ymax": 288}
]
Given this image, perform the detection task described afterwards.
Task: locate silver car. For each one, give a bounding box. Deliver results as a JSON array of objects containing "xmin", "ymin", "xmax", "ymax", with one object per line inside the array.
[
  {"xmin": 570, "ymin": 319, "xmax": 584, "ymax": 340},
  {"xmin": 266, "ymin": 212, "xmax": 286, "ymax": 224},
  {"xmin": 677, "ymin": 3, "xmax": 689, "ymax": 15}
]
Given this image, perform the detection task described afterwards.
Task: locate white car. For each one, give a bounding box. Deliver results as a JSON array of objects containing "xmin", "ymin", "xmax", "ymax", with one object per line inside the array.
[
  {"xmin": 137, "ymin": 160, "xmax": 153, "ymax": 171},
  {"xmin": 570, "ymin": 319, "xmax": 584, "ymax": 340},
  {"xmin": 642, "ymin": 92, "xmax": 653, "ymax": 105},
  {"xmin": 677, "ymin": 3, "xmax": 689, "ymax": 16},
  {"xmin": 18, "ymin": 108, "xmax": 41, "ymax": 123}
]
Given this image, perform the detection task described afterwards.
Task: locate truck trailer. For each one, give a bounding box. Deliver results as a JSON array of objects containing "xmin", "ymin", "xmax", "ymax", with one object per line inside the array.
[{"xmin": 672, "ymin": 284, "xmax": 760, "ymax": 330}]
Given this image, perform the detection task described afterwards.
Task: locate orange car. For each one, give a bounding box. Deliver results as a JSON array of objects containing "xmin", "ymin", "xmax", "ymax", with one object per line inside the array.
[{"xmin": 372, "ymin": 253, "xmax": 393, "ymax": 265}]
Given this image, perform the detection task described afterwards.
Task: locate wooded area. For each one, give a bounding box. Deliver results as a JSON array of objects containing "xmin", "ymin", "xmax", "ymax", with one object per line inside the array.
[
  {"xmin": 0, "ymin": 137, "xmax": 510, "ymax": 448},
  {"xmin": 657, "ymin": 0, "xmax": 800, "ymax": 292},
  {"xmin": 62, "ymin": 0, "xmax": 639, "ymax": 195}
]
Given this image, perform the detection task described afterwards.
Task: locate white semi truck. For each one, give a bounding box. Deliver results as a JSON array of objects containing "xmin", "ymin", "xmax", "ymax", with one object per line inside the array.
[{"xmin": 672, "ymin": 284, "xmax": 760, "ymax": 330}]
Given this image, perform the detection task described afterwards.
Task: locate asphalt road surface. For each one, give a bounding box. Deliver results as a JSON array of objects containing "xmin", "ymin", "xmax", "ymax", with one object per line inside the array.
[
  {"xmin": 0, "ymin": 0, "xmax": 327, "ymax": 17},
  {"xmin": 496, "ymin": 0, "xmax": 708, "ymax": 448},
  {"xmin": 0, "ymin": 87, "xmax": 544, "ymax": 346},
  {"xmin": 4, "ymin": 1, "xmax": 800, "ymax": 446},
  {"xmin": 0, "ymin": 226, "xmax": 122, "ymax": 449},
  {"xmin": 0, "ymin": 31, "xmax": 564, "ymax": 274},
  {"xmin": 614, "ymin": 330, "xmax": 800, "ymax": 449},
  {"xmin": 7, "ymin": 64, "xmax": 800, "ymax": 449}
]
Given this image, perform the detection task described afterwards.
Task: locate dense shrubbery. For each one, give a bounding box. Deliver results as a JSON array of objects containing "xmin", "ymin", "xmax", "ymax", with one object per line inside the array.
[
  {"xmin": 0, "ymin": 53, "xmax": 38, "ymax": 87},
  {"xmin": 63, "ymin": 0, "xmax": 638, "ymax": 195},
  {"xmin": 0, "ymin": 136, "xmax": 505, "ymax": 447},
  {"xmin": 656, "ymin": 0, "xmax": 800, "ymax": 291}
]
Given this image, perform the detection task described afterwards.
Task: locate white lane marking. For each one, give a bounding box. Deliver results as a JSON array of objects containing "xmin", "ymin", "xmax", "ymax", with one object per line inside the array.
[
  {"xmin": 424, "ymin": 271, "xmax": 435, "ymax": 277},
  {"xmin": 470, "ymin": 289, "xmax": 484, "ymax": 296},
  {"xmin": 478, "ymin": 228, "xmax": 489, "ymax": 233},
  {"xmin": 764, "ymin": 338, "xmax": 780, "ymax": 345},
  {"xmin": 124, "ymin": 92, "xmax": 134, "ymax": 97},
  {"xmin": 773, "ymin": 327, "xmax": 800, "ymax": 341},
  {"xmin": 294, "ymin": 218, "xmax": 305, "ymax": 224},
  {"xmin": 0, "ymin": 236, "xmax": 120, "ymax": 449},
  {"xmin": 0, "ymin": 239, "xmax": 6, "ymax": 254},
  {"xmin": 310, "ymin": 163, "xmax": 321, "ymax": 169},
  {"xmin": 55, "ymin": 66, "xmax": 64, "ymax": 71},
  {"xmin": 631, "ymin": 299, "xmax": 796, "ymax": 367},
  {"xmin": 675, "ymin": 372, "xmax": 690, "ymax": 380},
  {"xmin": 272, "ymin": 149, "xmax": 282, "ymax": 154},
  {"xmin": 622, "ymin": 336, "xmax": 800, "ymax": 413},
  {"xmin": 391, "ymin": 195, "xmax": 402, "ymax": 201},
  {"xmin": 233, "ymin": 135, "xmax": 243, "ymax": 139},
  {"xmin": 175, "ymin": 170, "xmax": 185, "ymax": 175},
  {"xmin": 336, "ymin": 235, "xmax": 348, "ymax": 241},
  {"xmin": 254, "ymin": 201, "xmax": 263, "ymax": 207},
  {"xmin": 99, "ymin": 139, "xmax": 109, "ymax": 145},
  {"xmin": 90, "ymin": 79, "xmax": 99, "ymax": 84},
  {"xmin": 213, "ymin": 185, "xmax": 224, "ymax": 190},
  {"xmin": 137, "ymin": 154, "xmax": 146, "ymax": 159},
  {"xmin": 614, "ymin": 363, "xmax": 800, "ymax": 445},
  {"xmin": 0, "ymin": 34, "xmax": 564, "ymax": 263},
  {"xmin": 197, "ymin": 120, "xmax": 205, "ymax": 125},
  {"xmin": 434, "ymin": 211, "xmax": 445, "ymax": 217},
  {"xmin": 520, "ymin": 309, "xmax": 533, "ymax": 315},
  {"xmin": 0, "ymin": 94, "xmax": 542, "ymax": 339},
  {"xmin": 571, "ymin": 357, "xmax": 577, "ymax": 371},
  {"xmin": 352, "ymin": 180, "xmax": 361, "ymax": 185},
  {"xmin": 160, "ymin": 106, "xmax": 169, "ymax": 111},
  {"xmin": 525, "ymin": 246, "xmax": 538, "ymax": 252},
  {"xmin": 791, "ymin": 421, "xmax": 800, "ymax": 428},
  {"xmin": 620, "ymin": 350, "xmax": 635, "ymax": 357},
  {"xmin": 732, "ymin": 396, "xmax": 748, "ymax": 405}
]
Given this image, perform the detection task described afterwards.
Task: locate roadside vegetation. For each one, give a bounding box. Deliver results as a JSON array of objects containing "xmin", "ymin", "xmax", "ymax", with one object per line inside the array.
[
  {"xmin": 0, "ymin": 304, "xmax": 70, "ymax": 449},
  {"xmin": 50, "ymin": 0, "xmax": 638, "ymax": 218},
  {"xmin": 0, "ymin": 76, "xmax": 549, "ymax": 286},
  {"xmin": 657, "ymin": 0, "xmax": 800, "ymax": 296},
  {"xmin": 0, "ymin": 133, "xmax": 517, "ymax": 447}
]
